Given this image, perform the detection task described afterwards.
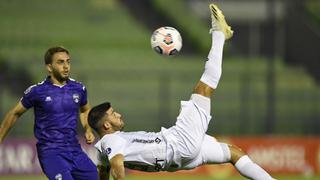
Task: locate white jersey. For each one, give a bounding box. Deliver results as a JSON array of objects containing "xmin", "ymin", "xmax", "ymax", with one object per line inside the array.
[
  {"xmin": 95, "ymin": 94, "xmax": 216, "ymax": 172},
  {"xmin": 95, "ymin": 130, "xmax": 168, "ymax": 172}
]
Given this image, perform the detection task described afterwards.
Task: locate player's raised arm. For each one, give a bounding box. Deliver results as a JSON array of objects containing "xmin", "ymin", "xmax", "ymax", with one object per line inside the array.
[
  {"xmin": 109, "ymin": 154, "xmax": 125, "ymax": 180},
  {"xmin": 0, "ymin": 102, "xmax": 27, "ymax": 143}
]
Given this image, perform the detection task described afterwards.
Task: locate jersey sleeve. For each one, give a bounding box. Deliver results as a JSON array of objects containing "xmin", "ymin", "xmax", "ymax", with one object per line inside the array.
[
  {"xmin": 101, "ymin": 134, "xmax": 126, "ymax": 160},
  {"xmin": 20, "ymin": 85, "xmax": 36, "ymax": 109},
  {"xmin": 80, "ymin": 85, "xmax": 88, "ymax": 106}
]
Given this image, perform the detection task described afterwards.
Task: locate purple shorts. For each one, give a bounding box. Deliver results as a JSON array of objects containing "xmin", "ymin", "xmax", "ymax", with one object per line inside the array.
[{"xmin": 38, "ymin": 150, "xmax": 98, "ymax": 180}]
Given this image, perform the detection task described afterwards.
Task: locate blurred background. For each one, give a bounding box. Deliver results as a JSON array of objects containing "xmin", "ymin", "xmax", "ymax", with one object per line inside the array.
[{"xmin": 0, "ymin": 0, "xmax": 319, "ymax": 179}]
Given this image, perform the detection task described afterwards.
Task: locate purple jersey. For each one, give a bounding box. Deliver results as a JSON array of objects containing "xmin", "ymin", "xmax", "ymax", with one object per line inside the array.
[{"xmin": 21, "ymin": 76, "xmax": 87, "ymax": 153}]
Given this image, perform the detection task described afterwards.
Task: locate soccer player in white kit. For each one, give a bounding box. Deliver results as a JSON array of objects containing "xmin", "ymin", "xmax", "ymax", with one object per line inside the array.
[{"xmin": 88, "ymin": 4, "xmax": 276, "ymax": 180}]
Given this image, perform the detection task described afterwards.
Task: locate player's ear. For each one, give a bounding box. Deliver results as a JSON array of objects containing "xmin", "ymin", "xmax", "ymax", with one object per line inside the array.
[
  {"xmin": 46, "ymin": 64, "xmax": 52, "ymax": 73},
  {"xmin": 103, "ymin": 121, "xmax": 111, "ymax": 130}
]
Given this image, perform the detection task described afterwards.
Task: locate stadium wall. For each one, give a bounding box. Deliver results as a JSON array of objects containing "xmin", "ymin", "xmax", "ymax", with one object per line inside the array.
[{"xmin": 0, "ymin": 137, "xmax": 319, "ymax": 177}]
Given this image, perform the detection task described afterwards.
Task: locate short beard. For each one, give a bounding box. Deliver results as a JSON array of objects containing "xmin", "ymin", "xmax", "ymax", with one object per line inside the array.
[
  {"xmin": 111, "ymin": 123, "xmax": 125, "ymax": 131},
  {"xmin": 52, "ymin": 69, "xmax": 69, "ymax": 82}
]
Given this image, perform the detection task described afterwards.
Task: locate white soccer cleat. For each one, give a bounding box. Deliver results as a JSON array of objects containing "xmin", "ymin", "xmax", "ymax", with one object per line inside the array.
[{"xmin": 209, "ymin": 3, "xmax": 233, "ymax": 40}]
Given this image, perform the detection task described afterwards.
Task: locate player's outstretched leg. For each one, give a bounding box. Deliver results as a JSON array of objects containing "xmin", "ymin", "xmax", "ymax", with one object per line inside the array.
[
  {"xmin": 191, "ymin": 4, "xmax": 276, "ymax": 179},
  {"xmin": 182, "ymin": 135, "xmax": 276, "ymax": 179},
  {"xmin": 193, "ymin": 3, "xmax": 233, "ymax": 98},
  {"xmin": 228, "ymin": 144, "xmax": 276, "ymax": 180},
  {"xmin": 172, "ymin": 4, "xmax": 233, "ymax": 158}
]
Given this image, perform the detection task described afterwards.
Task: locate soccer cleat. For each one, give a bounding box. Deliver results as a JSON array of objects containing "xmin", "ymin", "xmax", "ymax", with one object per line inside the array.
[{"xmin": 209, "ymin": 3, "xmax": 233, "ymax": 40}]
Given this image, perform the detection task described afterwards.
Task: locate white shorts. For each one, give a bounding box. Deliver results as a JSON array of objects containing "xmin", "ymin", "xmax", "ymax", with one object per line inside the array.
[
  {"xmin": 181, "ymin": 135, "xmax": 230, "ymax": 170},
  {"xmin": 163, "ymin": 94, "xmax": 230, "ymax": 171},
  {"xmin": 174, "ymin": 94, "xmax": 212, "ymax": 159}
]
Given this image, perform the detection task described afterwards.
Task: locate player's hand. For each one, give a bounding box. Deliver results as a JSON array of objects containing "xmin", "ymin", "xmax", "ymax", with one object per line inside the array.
[{"xmin": 85, "ymin": 129, "xmax": 95, "ymax": 144}]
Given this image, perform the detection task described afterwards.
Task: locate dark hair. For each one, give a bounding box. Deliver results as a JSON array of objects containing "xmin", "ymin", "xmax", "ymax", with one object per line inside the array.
[
  {"xmin": 44, "ymin": 46, "xmax": 69, "ymax": 64},
  {"xmin": 88, "ymin": 102, "xmax": 111, "ymax": 133}
]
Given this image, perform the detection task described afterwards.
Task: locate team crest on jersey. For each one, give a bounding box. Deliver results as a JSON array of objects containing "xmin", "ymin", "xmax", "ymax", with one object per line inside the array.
[
  {"xmin": 55, "ymin": 173, "xmax": 62, "ymax": 180},
  {"xmin": 106, "ymin": 147, "xmax": 112, "ymax": 155},
  {"xmin": 73, "ymin": 94, "xmax": 80, "ymax": 103}
]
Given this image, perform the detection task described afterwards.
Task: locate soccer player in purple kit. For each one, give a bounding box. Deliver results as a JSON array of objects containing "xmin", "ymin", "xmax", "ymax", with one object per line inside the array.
[{"xmin": 0, "ymin": 47, "xmax": 98, "ymax": 180}]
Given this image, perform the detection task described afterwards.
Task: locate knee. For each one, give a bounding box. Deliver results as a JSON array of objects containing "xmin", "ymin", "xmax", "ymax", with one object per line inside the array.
[
  {"xmin": 193, "ymin": 81, "xmax": 214, "ymax": 97},
  {"xmin": 227, "ymin": 144, "xmax": 246, "ymax": 164}
]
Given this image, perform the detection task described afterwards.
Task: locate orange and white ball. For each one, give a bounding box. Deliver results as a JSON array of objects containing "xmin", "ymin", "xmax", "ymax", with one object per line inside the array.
[{"xmin": 151, "ymin": 27, "xmax": 182, "ymax": 56}]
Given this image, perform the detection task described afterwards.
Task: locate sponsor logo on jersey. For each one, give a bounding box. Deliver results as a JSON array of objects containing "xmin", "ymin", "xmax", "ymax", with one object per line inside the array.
[
  {"xmin": 132, "ymin": 137, "xmax": 162, "ymax": 144},
  {"xmin": 73, "ymin": 94, "xmax": 80, "ymax": 103},
  {"xmin": 106, "ymin": 147, "xmax": 112, "ymax": 155},
  {"xmin": 155, "ymin": 137, "xmax": 161, "ymax": 144},
  {"xmin": 45, "ymin": 96, "xmax": 52, "ymax": 102}
]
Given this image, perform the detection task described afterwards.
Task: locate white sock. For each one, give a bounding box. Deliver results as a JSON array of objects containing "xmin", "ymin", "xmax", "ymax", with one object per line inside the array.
[
  {"xmin": 235, "ymin": 155, "xmax": 275, "ymax": 180},
  {"xmin": 200, "ymin": 31, "xmax": 225, "ymax": 89}
]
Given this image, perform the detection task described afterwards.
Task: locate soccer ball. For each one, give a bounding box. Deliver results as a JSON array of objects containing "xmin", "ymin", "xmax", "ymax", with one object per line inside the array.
[{"xmin": 151, "ymin": 26, "xmax": 182, "ymax": 56}]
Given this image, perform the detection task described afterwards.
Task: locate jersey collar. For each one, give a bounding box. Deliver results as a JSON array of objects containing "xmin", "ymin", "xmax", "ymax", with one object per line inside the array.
[{"xmin": 44, "ymin": 76, "xmax": 70, "ymax": 88}]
